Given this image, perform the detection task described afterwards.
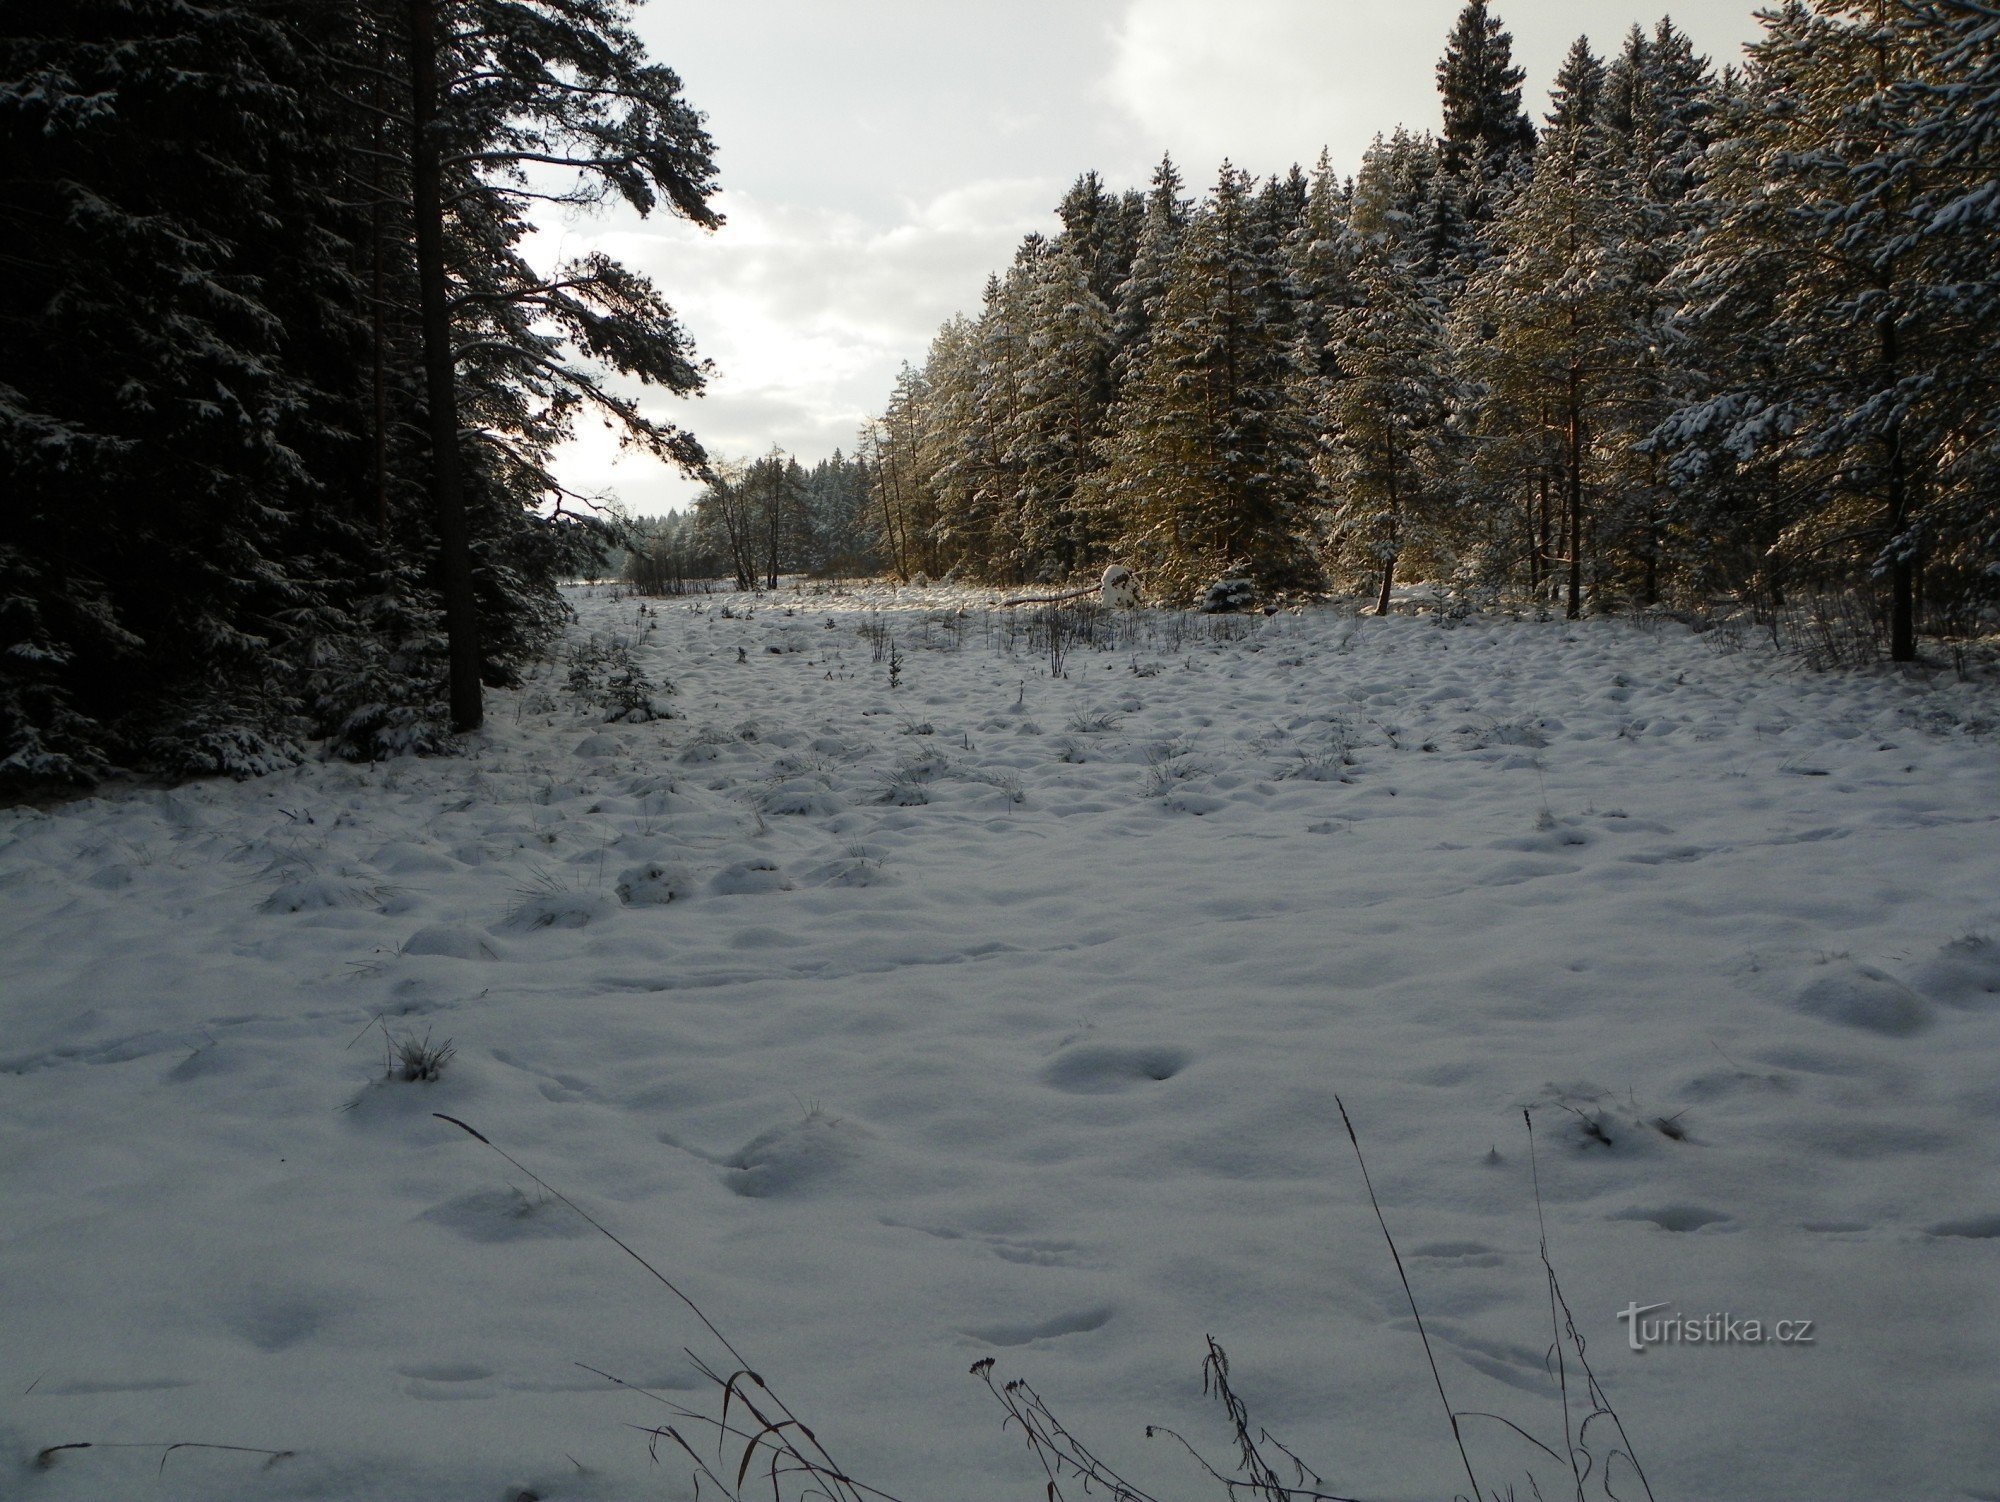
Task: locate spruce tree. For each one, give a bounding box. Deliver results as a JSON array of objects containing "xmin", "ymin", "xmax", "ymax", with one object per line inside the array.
[
  {"xmin": 1090, "ymin": 164, "xmax": 1319, "ymax": 600},
  {"xmin": 1, "ymin": 1, "xmax": 331, "ymax": 783},
  {"xmin": 1109, "ymin": 155, "xmax": 1189, "ymax": 396},
  {"xmin": 1436, "ymin": 0, "xmax": 1536, "ymax": 220}
]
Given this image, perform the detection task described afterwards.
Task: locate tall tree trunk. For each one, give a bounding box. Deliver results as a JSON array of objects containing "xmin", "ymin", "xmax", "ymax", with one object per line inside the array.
[
  {"xmin": 765, "ymin": 466, "xmax": 783, "ymax": 591},
  {"xmin": 1882, "ymin": 314, "xmax": 1915, "ymax": 661},
  {"xmin": 370, "ymin": 24, "xmax": 390, "ymax": 535},
  {"xmin": 1566, "ymin": 365, "xmax": 1584, "ymax": 621},
  {"xmin": 1536, "ymin": 461, "xmax": 1551, "ymax": 599},
  {"xmin": 406, "ymin": 0, "xmax": 483, "ymax": 730},
  {"xmin": 1525, "ymin": 474, "xmax": 1540, "ymax": 592}
]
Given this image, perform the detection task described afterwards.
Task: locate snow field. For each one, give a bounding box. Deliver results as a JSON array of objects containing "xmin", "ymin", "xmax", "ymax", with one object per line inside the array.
[{"xmin": 2, "ymin": 583, "xmax": 1998, "ymax": 1501}]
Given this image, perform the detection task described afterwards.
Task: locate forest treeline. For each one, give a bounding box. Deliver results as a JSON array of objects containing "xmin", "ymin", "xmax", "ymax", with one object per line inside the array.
[
  {"xmin": 1, "ymin": 0, "xmax": 718, "ymax": 789},
  {"xmin": 810, "ymin": 0, "xmax": 1998, "ymax": 652}
]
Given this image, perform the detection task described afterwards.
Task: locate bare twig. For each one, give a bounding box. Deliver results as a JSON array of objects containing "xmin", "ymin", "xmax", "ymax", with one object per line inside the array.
[{"xmin": 1336, "ymin": 1096, "xmax": 1482, "ymax": 1502}]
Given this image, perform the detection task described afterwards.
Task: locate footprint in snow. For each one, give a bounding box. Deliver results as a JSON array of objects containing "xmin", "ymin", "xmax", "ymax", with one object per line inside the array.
[
  {"xmin": 1041, "ymin": 1042, "xmax": 1191, "ymax": 1094},
  {"xmin": 1610, "ymin": 1205, "xmax": 1735, "ymax": 1233},
  {"xmin": 1925, "ymin": 1213, "xmax": 2000, "ymax": 1239},
  {"xmin": 959, "ymin": 1306, "xmax": 1114, "ymax": 1347},
  {"xmin": 401, "ymin": 923, "xmax": 497, "ymax": 960},
  {"xmin": 1907, "ymin": 934, "xmax": 2000, "ymax": 1009},
  {"xmin": 419, "ymin": 1188, "xmax": 588, "ymax": 1243},
  {"xmin": 710, "ymin": 859, "xmax": 792, "ymax": 896},
  {"xmin": 1409, "ymin": 1240, "xmax": 1506, "ymax": 1267}
]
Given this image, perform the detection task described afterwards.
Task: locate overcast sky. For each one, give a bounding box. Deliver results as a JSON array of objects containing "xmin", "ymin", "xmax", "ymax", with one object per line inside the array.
[{"xmin": 543, "ymin": 0, "xmax": 1770, "ymax": 516}]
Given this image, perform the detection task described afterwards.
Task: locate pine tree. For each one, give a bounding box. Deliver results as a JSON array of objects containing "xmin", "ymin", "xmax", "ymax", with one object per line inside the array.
[
  {"xmin": 394, "ymin": 0, "xmax": 720, "ymax": 728},
  {"xmin": 1658, "ymin": 0, "xmax": 1978, "ymax": 657},
  {"xmin": 0, "ymin": 0, "xmax": 724, "ymax": 787},
  {"xmin": 1461, "ymin": 88, "xmax": 1645, "ymax": 615},
  {"xmin": 1891, "ymin": 0, "xmax": 2000, "ymax": 631},
  {"xmin": 1321, "ymin": 243, "xmax": 1462, "ymax": 611}
]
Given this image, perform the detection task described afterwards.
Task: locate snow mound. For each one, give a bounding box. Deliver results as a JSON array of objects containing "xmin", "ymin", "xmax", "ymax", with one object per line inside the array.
[
  {"xmin": 1907, "ymin": 935, "xmax": 2000, "ymax": 1009},
  {"xmin": 258, "ymin": 874, "xmax": 383, "ymax": 914},
  {"xmin": 710, "ymin": 858, "xmax": 792, "ymax": 896},
  {"xmin": 721, "ymin": 1110, "xmax": 861, "ymax": 1197},
  {"xmin": 370, "ymin": 840, "xmax": 458, "ymax": 875},
  {"xmin": 497, "ymin": 888, "xmax": 617, "ymax": 930},
  {"xmin": 757, "ymin": 778, "xmax": 843, "ymax": 817},
  {"xmin": 1793, "ymin": 962, "xmax": 1932, "ymax": 1036},
  {"xmin": 616, "ymin": 861, "xmax": 695, "ymax": 906},
  {"xmin": 419, "ymin": 1188, "xmax": 587, "ymax": 1243},
  {"xmin": 401, "ymin": 923, "xmax": 496, "ymax": 960}
]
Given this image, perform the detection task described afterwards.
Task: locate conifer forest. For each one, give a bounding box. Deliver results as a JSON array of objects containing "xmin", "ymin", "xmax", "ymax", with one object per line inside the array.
[
  {"xmin": 5, "ymin": 7, "xmax": 2000, "ymax": 1502},
  {"xmin": 6, "ymin": 2, "xmax": 2000, "ymax": 788},
  {"xmin": 848, "ymin": 2, "xmax": 2000, "ymax": 635}
]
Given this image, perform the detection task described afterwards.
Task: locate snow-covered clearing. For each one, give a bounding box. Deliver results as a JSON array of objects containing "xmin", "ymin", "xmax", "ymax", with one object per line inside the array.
[{"xmin": 4, "ymin": 585, "xmax": 1998, "ymax": 1502}]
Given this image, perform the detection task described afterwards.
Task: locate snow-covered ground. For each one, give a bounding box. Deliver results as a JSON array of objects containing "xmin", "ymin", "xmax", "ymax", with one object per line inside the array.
[{"xmin": 4, "ymin": 583, "xmax": 1998, "ymax": 1502}]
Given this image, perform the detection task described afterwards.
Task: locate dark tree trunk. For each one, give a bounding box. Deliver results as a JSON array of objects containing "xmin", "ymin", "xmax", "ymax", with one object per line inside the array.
[
  {"xmin": 1376, "ymin": 555, "xmax": 1395, "ymax": 616},
  {"xmin": 1566, "ymin": 366, "xmax": 1584, "ymax": 621},
  {"xmin": 406, "ymin": 0, "xmax": 484, "ymax": 731},
  {"xmin": 370, "ymin": 24, "xmax": 391, "ymax": 534},
  {"xmin": 1882, "ymin": 314, "xmax": 1915, "ymax": 662},
  {"xmin": 1537, "ymin": 463, "xmax": 1551, "ymax": 598},
  {"xmin": 765, "ymin": 467, "xmax": 783, "ymax": 591}
]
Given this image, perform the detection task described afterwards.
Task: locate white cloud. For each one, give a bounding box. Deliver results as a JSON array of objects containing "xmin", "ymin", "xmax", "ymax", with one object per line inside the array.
[
  {"xmin": 550, "ymin": 0, "xmax": 1771, "ymax": 516},
  {"xmin": 1105, "ymin": 0, "xmax": 1444, "ymax": 179},
  {"xmin": 1103, "ymin": 0, "xmax": 1765, "ymax": 180},
  {"xmin": 544, "ymin": 180, "xmax": 1064, "ymax": 514}
]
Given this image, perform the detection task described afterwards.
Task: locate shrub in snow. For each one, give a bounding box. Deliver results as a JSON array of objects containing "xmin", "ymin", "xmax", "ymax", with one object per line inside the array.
[
  {"xmin": 259, "ymin": 874, "xmax": 384, "ymax": 914},
  {"xmin": 615, "ymin": 861, "xmax": 694, "ymax": 906},
  {"xmin": 1066, "ymin": 706, "xmax": 1123, "ymax": 733},
  {"xmin": 499, "ymin": 882, "xmax": 617, "ymax": 930},
  {"xmin": 566, "ymin": 634, "xmax": 670, "ymax": 722},
  {"xmin": 385, "ymin": 1027, "xmax": 455, "ymax": 1083},
  {"xmin": 877, "ymin": 770, "xmax": 929, "ymax": 805},
  {"xmin": 1198, "ymin": 577, "xmax": 1257, "ymax": 614}
]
